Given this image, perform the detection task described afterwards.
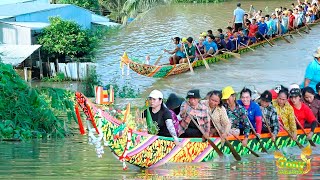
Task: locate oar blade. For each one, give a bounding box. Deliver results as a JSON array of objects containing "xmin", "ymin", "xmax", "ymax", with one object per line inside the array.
[
  {"xmin": 208, "ymin": 138, "xmax": 224, "ymax": 157},
  {"xmin": 308, "ymin": 139, "xmax": 316, "ymax": 147},
  {"xmin": 225, "ymin": 140, "xmax": 241, "ymax": 161}
]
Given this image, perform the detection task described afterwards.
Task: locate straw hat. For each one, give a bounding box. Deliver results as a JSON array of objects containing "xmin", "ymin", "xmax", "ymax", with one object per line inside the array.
[{"xmin": 313, "ymin": 47, "xmax": 320, "ymax": 58}]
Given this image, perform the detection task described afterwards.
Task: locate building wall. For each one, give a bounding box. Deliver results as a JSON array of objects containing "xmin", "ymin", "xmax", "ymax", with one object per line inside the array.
[
  {"xmin": 0, "ymin": 23, "xmax": 31, "ymax": 45},
  {"xmin": 16, "ymin": 5, "xmax": 92, "ymax": 29}
]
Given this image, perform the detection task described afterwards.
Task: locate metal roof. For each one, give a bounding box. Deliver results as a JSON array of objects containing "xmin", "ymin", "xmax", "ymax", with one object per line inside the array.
[
  {"xmin": 91, "ymin": 14, "xmax": 120, "ymax": 27},
  {"xmin": 0, "ymin": 44, "xmax": 41, "ymax": 66},
  {"xmin": 0, "ymin": 2, "xmax": 68, "ymax": 17},
  {"xmin": 1, "ymin": 21, "xmax": 50, "ymax": 30}
]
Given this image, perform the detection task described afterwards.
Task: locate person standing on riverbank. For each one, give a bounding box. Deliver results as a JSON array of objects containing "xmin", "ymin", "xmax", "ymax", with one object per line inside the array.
[
  {"xmin": 232, "ymin": 2, "xmax": 246, "ymax": 32},
  {"xmin": 303, "ymin": 47, "xmax": 320, "ymax": 91}
]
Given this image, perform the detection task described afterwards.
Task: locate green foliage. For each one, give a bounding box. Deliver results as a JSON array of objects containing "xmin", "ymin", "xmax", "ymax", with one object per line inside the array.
[
  {"xmin": 41, "ymin": 73, "xmax": 69, "ymax": 82},
  {"xmin": 0, "ymin": 63, "xmax": 76, "ymax": 140},
  {"xmin": 57, "ymin": 0, "xmax": 100, "ymax": 13},
  {"xmin": 38, "ymin": 17, "xmax": 99, "ymax": 61},
  {"xmin": 81, "ymin": 67, "xmax": 102, "ymax": 97},
  {"xmin": 105, "ymin": 77, "xmax": 140, "ymax": 98}
]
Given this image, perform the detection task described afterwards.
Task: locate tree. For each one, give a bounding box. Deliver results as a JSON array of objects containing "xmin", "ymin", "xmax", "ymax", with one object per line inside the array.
[
  {"xmin": 57, "ymin": 0, "xmax": 100, "ymax": 14},
  {"xmin": 38, "ymin": 17, "xmax": 98, "ymax": 61}
]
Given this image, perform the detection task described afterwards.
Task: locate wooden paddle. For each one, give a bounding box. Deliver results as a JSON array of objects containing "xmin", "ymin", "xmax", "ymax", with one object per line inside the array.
[
  {"xmin": 294, "ymin": 28, "xmax": 303, "ymax": 37},
  {"xmin": 247, "ymin": 119, "xmax": 268, "ymax": 153},
  {"xmin": 208, "ymin": 113, "xmax": 241, "ymax": 161},
  {"xmin": 232, "ymin": 134, "xmax": 260, "ymax": 157},
  {"xmin": 294, "ymin": 116, "xmax": 316, "ymax": 147},
  {"xmin": 262, "ymin": 114, "xmax": 280, "ymax": 150},
  {"xmin": 183, "ymin": 44, "xmax": 194, "ymax": 73},
  {"xmin": 239, "ymin": 42, "xmax": 255, "ymax": 52},
  {"xmin": 193, "ymin": 41, "xmax": 210, "ymax": 69},
  {"xmin": 280, "ymin": 35, "xmax": 291, "ymax": 43},
  {"xmin": 257, "ymin": 32, "xmax": 274, "ymax": 47},
  {"xmin": 278, "ymin": 121, "xmax": 304, "ymax": 149},
  {"xmin": 188, "ymin": 115, "xmax": 224, "ymax": 157},
  {"xmin": 222, "ymin": 51, "xmax": 241, "ymax": 59},
  {"xmin": 154, "ymin": 41, "xmax": 172, "ymax": 65}
]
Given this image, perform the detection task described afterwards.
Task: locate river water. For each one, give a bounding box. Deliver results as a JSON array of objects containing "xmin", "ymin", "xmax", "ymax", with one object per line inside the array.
[{"xmin": 3, "ymin": 0, "xmax": 320, "ymax": 178}]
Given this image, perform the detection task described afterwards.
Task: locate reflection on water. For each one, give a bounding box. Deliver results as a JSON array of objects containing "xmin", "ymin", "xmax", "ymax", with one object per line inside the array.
[{"xmin": 0, "ymin": 136, "xmax": 319, "ymax": 178}]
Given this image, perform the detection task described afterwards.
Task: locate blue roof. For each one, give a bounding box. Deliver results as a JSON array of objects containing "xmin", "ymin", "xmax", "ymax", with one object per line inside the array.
[{"xmin": 0, "ymin": 2, "xmax": 68, "ymax": 17}]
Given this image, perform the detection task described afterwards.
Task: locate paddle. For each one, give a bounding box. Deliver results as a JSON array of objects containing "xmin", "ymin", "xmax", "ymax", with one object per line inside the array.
[
  {"xmin": 262, "ymin": 114, "xmax": 280, "ymax": 150},
  {"xmin": 278, "ymin": 121, "xmax": 304, "ymax": 149},
  {"xmin": 280, "ymin": 35, "xmax": 291, "ymax": 43},
  {"xmin": 154, "ymin": 42, "xmax": 171, "ymax": 65},
  {"xmin": 239, "ymin": 42, "xmax": 255, "ymax": 52},
  {"xmin": 188, "ymin": 115, "xmax": 224, "ymax": 157},
  {"xmin": 294, "ymin": 116, "xmax": 316, "ymax": 147},
  {"xmin": 193, "ymin": 41, "xmax": 210, "ymax": 69},
  {"xmin": 294, "ymin": 28, "xmax": 303, "ymax": 37},
  {"xmin": 208, "ymin": 113, "xmax": 241, "ymax": 161},
  {"xmin": 247, "ymin": 119, "xmax": 268, "ymax": 153},
  {"xmin": 232, "ymin": 134, "xmax": 260, "ymax": 157},
  {"xmin": 222, "ymin": 51, "xmax": 241, "ymax": 59},
  {"xmin": 182, "ymin": 44, "xmax": 194, "ymax": 73},
  {"xmin": 257, "ymin": 32, "xmax": 274, "ymax": 47}
]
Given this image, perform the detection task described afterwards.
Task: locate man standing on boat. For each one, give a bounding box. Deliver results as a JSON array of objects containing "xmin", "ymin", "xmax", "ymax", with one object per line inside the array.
[
  {"xmin": 232, "ymin": 2, "xmax": 246, "ymax": 32},
  {"xmin": 303, "ymin": 47, "xmax": 320, "ymax": 92}
]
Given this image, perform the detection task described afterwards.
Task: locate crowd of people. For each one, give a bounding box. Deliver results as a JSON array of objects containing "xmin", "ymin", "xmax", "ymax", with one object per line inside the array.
[
  {"xmin": 163, "ymin": 1, "xmax": 320, "ymax": 65},
  {"xmin": 144, "ymin": 46, "xmax": 320, "ymax": 146}
]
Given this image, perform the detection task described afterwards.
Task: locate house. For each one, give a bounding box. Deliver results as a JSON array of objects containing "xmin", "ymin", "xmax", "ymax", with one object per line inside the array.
[{"xmin": 0, "ymin": 0, "xmax": 119, "ymax": 80}]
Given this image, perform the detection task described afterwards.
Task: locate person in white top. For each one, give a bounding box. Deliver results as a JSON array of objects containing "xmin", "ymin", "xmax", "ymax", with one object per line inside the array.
[{"xmin": 232, "ymin": 2, "xmax": 246, "ymax": 32}]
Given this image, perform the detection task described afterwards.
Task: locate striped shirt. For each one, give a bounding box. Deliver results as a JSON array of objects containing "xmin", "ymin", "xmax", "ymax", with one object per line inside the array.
[{"xmin": 262, "ymin": 104, "xmax": 279, "ymax": 135}]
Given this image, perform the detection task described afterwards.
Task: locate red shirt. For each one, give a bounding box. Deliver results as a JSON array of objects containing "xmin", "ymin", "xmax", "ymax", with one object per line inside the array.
[
  {"xmin": 289, "ymin": 101, "xmax": 316, "ymax": 128},
  {"xmin": 289, "ymin": 15, "xmax": 295, "ymax": 28},
  {"xmin": 248, "ymin": 24, "xmax": 258, "ymax": 37}
]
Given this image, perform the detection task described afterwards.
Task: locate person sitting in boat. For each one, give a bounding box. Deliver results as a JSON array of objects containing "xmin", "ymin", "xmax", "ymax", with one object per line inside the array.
[
  {"xmin": 237, "ymin": 87, "xmax": 263, "ymax": 137},
  {"xmin": 247, "ymin": 18, "xmax": 258, "ymax": 44},
  {"xmin": 302, "ymin": 87, "xmax": 320, "ymax": 121},
  {"xmin": 273, "ymin": 89, "xmax": 297, "ymax": 139},
  {"xmin": 203, "ymin": 90, "xmax": 231, "ymax": 139},
  {"xmin": 144, "ymin": 90, "xmax": 180, "ymax": 145},
  {"xmin": 223, "ymin": 34, "xmax": 235, "ymax": 51},
  {"xmin": 316, "ymin": 82, "xmax": 320, "ymax": 100},
  {"xmin": 238, "ymin": 28, "xmax": 249, "ymax": 46},
  {"xmin": 281, "ymin": 11, "xmax": 289, "ymax": 34},
  {"xmin": 180, "ymin": 37, "xmax": 196, "ymax": 64},
  {"xmin": 288, "ymin": 9, "xmax": 296, "ymax": 31},
  {"xmin": 217, "ymin": 28, "xmax": 224, "ymax": 40},
  {"xmin": 221, "ymin": 86, "xmax": 250, "ymax": 146},
  {"xmin": 256, "ymin": 16, "xmax": 268, "ymax": 41},
  {"xmin": 165, "ymin": 93, "xmax": 185, "ymax": 134},
  {"xmin": 196, "ymin": 37, "xmax": 205, "ymax": 60},
  {"xmin": 230, "ymin": 32, "xmax": 240, "ymax": 51},
  {"xmin": 215, "ymin": 36, "xmax": 227, "ymax": 53},
  {"xmin": 164, "ymin": 37, "xmax": 185, "ymax": 65},
  {"xmin": 303, "ymin": 47, "xmax": 320, "ymax": 92},
  {"xmin": 203, "ymin": 35, "xmax": 218, "ymax": 58},
  {"xmin": 259, "ymin": 90, "xmax": 280, "ymax": 142},
  {"xmin": 289, "ymin": 88, "xmax": 317, "ymax": 139},
  {"xmin": 179, "ymin": 89, "xmax": 210, "ymax": 138}
]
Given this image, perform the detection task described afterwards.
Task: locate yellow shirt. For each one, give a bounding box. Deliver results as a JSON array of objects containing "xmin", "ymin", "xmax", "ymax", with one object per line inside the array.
[{"xmin": 272, "ymin": 100, "xmax": 297, "ymax": 135}]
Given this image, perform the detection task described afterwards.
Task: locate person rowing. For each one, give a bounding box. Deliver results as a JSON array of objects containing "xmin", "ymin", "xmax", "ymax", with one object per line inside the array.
[
  {"xmin": 273, "ymin": 89, "xmax": 298, "ymax": 139},
  {"xmin": 179, "ymin": 89, "xmax": 210, "ymax": 138},
  {"xmin": 221, "ymin": 86, "xmax": 250, "ymax": 146},
  {"xmin": 303, "ymin": 47, "xmax": 320, "ymax": 92},
  {"xmin": 164, "ymin": 37, "xmax": 185, "ymax": 65},
  {"xmin": 180, "ymin": 37, "xmax": 196, "ymax": 64},
  {"xmin": 259, "ymin": 90, "xmax": 280, "ymax": 142},
  {"xmin": 302, "ymin": 87, "xmax": 320, "ymax": 121},
  {"xmin": 203, "ymin": 34, "xmax": 219, "ymax": 58},
  {"xmin": 144, "ymin": 90, "xmax": 180, "ymax": 146}
]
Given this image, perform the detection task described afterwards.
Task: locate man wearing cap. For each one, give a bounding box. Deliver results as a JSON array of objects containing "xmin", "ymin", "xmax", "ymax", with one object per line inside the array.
[
  {"xmin": 179, "ymin": 89, "xmax": 210, "ymax": 138},
  {"xmin": 260, "ymin": 90, "xmax": 280, "ymax": 141},
  {"xmin": 289, "ymin": 88, "xmax": 317, "ymax": 139},
  {"xmin": 145, "ymin": 90, "xmax": 181, "ymax": 145},
  {"xmin": 303, "ymin": 47, "xmax": 320, "ymax": 92},
  {"xmin": 222, "ymin": 86, "xmax": 250, "ymax": 146},
  {"xmin": 232, "ymin": 2, "xmax": 246, "ymax": 32}
]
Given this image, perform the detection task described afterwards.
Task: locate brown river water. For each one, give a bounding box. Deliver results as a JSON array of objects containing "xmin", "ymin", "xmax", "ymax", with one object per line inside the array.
[{"xmin": 2, "ymin": 0, "xmax": 320, "ymax": 178}]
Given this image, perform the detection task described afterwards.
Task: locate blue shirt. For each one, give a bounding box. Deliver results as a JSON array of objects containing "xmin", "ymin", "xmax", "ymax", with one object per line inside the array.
[
  {"xmin": 234, "ymin": 7, "xmax": 245, "ymax": 23},
  {"xmin": 258, "ymin": 22, "xmax": 268, "ymax": 35},
  {"xmin": 304, "ymin": 58, "xmax": 320, "ymax": 91},
  {"xmin": 204, "ymin": 41, "xmax": 218, "ymax": 52},
  {"xmin": 176, "ymin": 44, "xmax": 185, "ymax": 58},
  {"xmin": 237, "ymin": 100, "xmax": 262, "ymax": 129}
]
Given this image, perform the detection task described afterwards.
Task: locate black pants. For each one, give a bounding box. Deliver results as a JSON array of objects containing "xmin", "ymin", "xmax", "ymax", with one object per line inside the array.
[{"xmin": 234, "ymin": 23, "xmax": 243, "ymax": 32}]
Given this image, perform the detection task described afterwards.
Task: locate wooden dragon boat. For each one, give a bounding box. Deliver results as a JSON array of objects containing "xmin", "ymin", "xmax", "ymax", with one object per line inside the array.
[
  {"xmin": 75, "ymin": 92, "xmax": 320, "ymax": 169},
  {"xmin": 120, "ymin": 20, "xmax": 320, "ymax": 78}
]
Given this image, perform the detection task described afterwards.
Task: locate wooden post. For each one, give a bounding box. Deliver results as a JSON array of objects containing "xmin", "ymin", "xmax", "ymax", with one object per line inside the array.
[{"xmin": 39, "ymin": 49, "xmax": 43, "ymax": 79}]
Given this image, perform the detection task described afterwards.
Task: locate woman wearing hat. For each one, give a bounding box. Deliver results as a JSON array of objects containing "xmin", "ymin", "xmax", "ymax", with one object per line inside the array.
[
  {"xmin": 179, "ymin": 89, "xmax": 210, "ymax": 138},
  {"xmin": 303, "ymin": 47, "xmax": 320, "ymax": 92},
  {"xmin": 273, "ymin": 89, "xmax": 297, "ymax": 139},
  {"xmin": 222, "ymin": 86, "xmax": 250, "ymax": 146},
  {"xmin": 302, "ymin": 87, "xmax": 320, "ymax": 121},
  {"xmin": 289, "ymin": 88, "xmax": 317, "ymax": 139},
  {"xmin": 259, "ymin": 90, "xmax": 280, "ymax": 142},
  {"xmin": 165, "ymin": 93, "xmax": 185, "ymax": 134},
  {"xmin": 144, "ymin": 90, "xmax": 181, "ymax": 146}
]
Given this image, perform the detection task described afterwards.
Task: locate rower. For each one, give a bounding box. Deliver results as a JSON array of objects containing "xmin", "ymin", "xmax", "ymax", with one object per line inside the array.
[
  {"xmin": 301, "ymin": 87, "xmax": 320, "ymax": 121},
  {"xmin": 203, "ymin": 34, "xmax": 219, "ymax": 58},
  {"xmin": 203, "ymin": 90, "xmax": 231, "ymax": 139},
  {"xmin": 179, "ymin": 89, "xmax": 210, "ymax": 138},
  {"xmin": 144, "ymin": 90, "xmax": 180, "ymax": 145},
  {"xmin": 164, "ymin": 37, "xmax": 185, "ymax": 65},
  {"xmin": 303, "ymin": 47, "xmax": 320, "ymax": 92},
  {"xmin": 222, "ymin": 86, "xmax": 250, "ymax": 146},
  {"xmin": 180, "ymin": 37, "xmax": 196, "ymax": 64},
  {"xmin": 273, "ymin": 89, "xmax": 298, "ymax": 140},
  {"xmin": 259, "ymin": 90, "xmax": 280, "ymax": 142},
  {"xmin": 289, "ymin": 88, "xmax": 317, "ymax": 139}
]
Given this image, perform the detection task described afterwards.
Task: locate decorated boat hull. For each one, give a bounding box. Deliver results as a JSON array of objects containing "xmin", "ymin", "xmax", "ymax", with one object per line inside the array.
[
  {"xmin": 120, "ymin": 20, "xmax": 319, "ymax": 78},
  {"xmin": 75, "ymin": 92, "xmax": 320, "ymax": 169}
]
